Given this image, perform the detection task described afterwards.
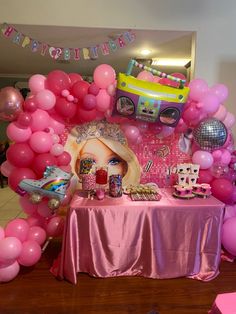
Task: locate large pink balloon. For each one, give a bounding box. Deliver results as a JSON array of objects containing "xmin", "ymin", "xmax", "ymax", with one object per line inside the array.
[
  {"xmin": 211, "ymin": 84, "xmax": 228, "ymax": 103},
  {"xmin": 57, "ymin": 151, "xmax": 71, "ymax": 166},
  {"xmin": 28, "ymin": 74, "xmax": 46, "ymax": 93},
  {"xmin": 77, "ymin": 107, "xmax": 97, "ymax": 122},
  {"xmin": 188, "ymin": 79, "xmax": 208, "ymax": 102},
  {"xmin": 36, "ymin": 89, "xmax": 56, "ymax": 111},
  {"xmin": 222, "ymin": 217, "xmax": 236, "ymax": 255},
  {"xmin": 29, "ymin": 131, "xmax": 53, "ymax": 154},
  {"xmin": 46, "ymin": 70, "xmax": 71, "ymax": 95},
  {"xmin": 96, "ymin": 89, "xmax": 111, "ymax": 112},
  {"xmin": 93, "ymin": 64, "xmax": 116, "ymax": 89},
  {"xmin": 8, "ymin": 168, "xmax": 36, "ymax": 191},
  {"xmin": 17, "ymin": 240, "xmax": 42, "ymax": 266},
  {"xmin": 6, "ymin": 143, "xmax": 35, "ymax": 168},
  {"xmin": 192, "ymin": 150, "xmax": 214, "ymax": 169},
  {"xmin": 27, "ymin": 226, "xmax": 46, "ymax": 246},
  {"xmin": 68, "ymin": 73, "xmax": 83, "ymax": 87},
  {"xmin": 34, "ymin": 153, "xmax": 57, "ymax": 177},
  {"xmin": 71, "ymin": 81, "xmax": 90, "ymax": 100},
  {"xmin": 7, "ymin": 122, "xmax": 32, "ymax": 143},
  {"xmin": 5, "ymin": 219, "xmax": 30, "ymax": 243},
  {"xmin": 0, "ymin": 237, "xmax": 22, "ymax": 264},
  {"xmin": 55, "ymin": 97, "xmax": 77, "ymax": 118},
  {"xmin": 211, "ymin": 178, "xmax": 233, "ymax": 202},
  {"xmin": 0, "ymin": 261, "xmax": 20, "ymax": 282},
  {"xmin": 0, "ymin": 87, "xmax": 23, "ymax": 121},
  {"xmin": 30, "ymin": 109, "xmax": 50, "ymax": 132}
]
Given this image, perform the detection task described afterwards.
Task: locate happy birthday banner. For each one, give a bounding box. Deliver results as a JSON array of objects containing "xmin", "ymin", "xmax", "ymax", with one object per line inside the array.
[{"xmin": 0, "ymin": 23, "xmax": 135, "ymax": 61}]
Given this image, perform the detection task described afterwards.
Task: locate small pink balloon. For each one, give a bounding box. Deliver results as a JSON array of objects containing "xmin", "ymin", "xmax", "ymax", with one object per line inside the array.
[
  {"xmin": 220, "ymin": 149, "xmax": 232, "ymax": 165},
  {"xmin": 28, "ymin": 74, "xmax": 46, "ymax": 93},
  {"xmin": 17, "ymin": 240, "xmax": 42, "ymax": 266},
  {"xmin": 29, "ymin": 131, "xmax": 53, "ymax": 154},
  {"xmin": 30, "ymin": 109, "xmax": 50, "ymax": 132},
  {"xmin": 192, "ymin": 150, "xmax": 214, "ymax": 169},
  {"xmin": 88, "ymin": 82, "xmax": 100, "ymax": 96},
  {"xmin": 200, "ymin": 93, "xmax": 220, "ymax": 114},
  {"xmin": 24, "ymin": 96, "xmax": 38, "ymax": 113},
  {"xmin": 107, "ymin": 84, "xmax": 116, "ymax": 96},
  {"xmin": 0, "ymin": 161, "xmax": 16, "ymax": 177},
  {"xmin": 137, "ymin": 70, "xmax": 154, "ymax": 82},
  {"xmin": 188, "ymin": 79, "xmax": 209, "ymax": 102},
  {"xmin": 0, "ymin": 237, "xmax": 22, "ymax": 263},
  {"xmin": 211, "ymin": 84, "xmax": 228, "ymax": 103},
  {"xmin": 5, "ymin": 219, "xmax": 30, "ymax": 242},
  {"xmin": 0, "ymin": 261, "xmax": 20, "ymax": 282},
  {"xmin": 82, "ymin": 94, "xmax": 97, "ymax": 110},
  {"xmin": 27, "ymin": 226, "xmax": 46, "ymax": 246},
  {"xmin": 124, "ymin": 125, "xmax": 140, "ymax": 143},
  {"xmin": 96, "ymin": 89, "xmax": 111, "ymax": 112},
  {"xmin": 57, "ymin": 151, "xmax": 71, "ymax": 166},
  {"xmin": 36, "ymin": 89, "xmax": 56, "ymax": 111},
  {"xmin": 61, "ymin": 89, "xmax": 70, "ymax": 97},
  {"xmin": 7, "ymin": 122, "xmax": 32, "ymax": 143},
  {"xmin": 46, "ymin": 216, "xmax": 64, "ymax": 237},
  {"xmin": 17, "ymin": 112, "xmax": 32, "ymax": 128},
  {"xmin": 50, "ymin": 143, "xmax": 64, "ymax": 156},
  {"xmin": 19, "ymin": 196, "xmax": 38, "ymax": 216},
  {"xmin": 93, "ymin": 64, "xmax": 116, "ymax": 89}
]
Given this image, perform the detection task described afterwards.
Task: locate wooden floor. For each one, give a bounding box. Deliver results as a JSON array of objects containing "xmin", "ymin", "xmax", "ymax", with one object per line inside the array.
[{"xmin": 0, "ymin": 240, "xmax": 236, "ymax": 314}]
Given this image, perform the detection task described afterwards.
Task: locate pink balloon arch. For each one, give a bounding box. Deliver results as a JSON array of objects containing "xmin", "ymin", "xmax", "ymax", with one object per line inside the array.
[{"xmin": 0, "ymin": 65, "xmax": 236, "ymax": 282}]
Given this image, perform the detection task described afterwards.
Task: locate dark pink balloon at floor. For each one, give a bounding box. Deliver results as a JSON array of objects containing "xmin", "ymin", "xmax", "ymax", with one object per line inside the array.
[
  {"xmin": 68, "ymin": 73, "xmax": 83, "ymax": 87},
  {"xmin": 55, "ymin": 97, "xmax": 77, "ymax": 119},
  {"xmin": 8, "ymin": 168, "xmax": 36, "ymax": 191},
  {"xmin": 71, "ymin": 81, "xmax": 90, "ymax": 100},
  {"xmin": 0, "ymin": 87, "xmax": 24, "ymax": 121},
  {"xmin": 18, "ymin": 240, "xmax": 42, "ymax": 267},
  {"xmin": 7, "ymin": 143, "xmax": 35, "ymax": 168},
  {"xmin": 46, "ymin": 70, "xmax": 71, "ymax": 96},
  {"xmin": 34, "ymin": 153, "xmax": 58, "ymax": 177}
]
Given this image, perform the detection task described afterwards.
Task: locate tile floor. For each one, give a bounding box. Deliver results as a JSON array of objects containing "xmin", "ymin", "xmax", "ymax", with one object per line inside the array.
[{"xmin": 0, "ymin": 185, "xmax": 26, "ymax": 227}]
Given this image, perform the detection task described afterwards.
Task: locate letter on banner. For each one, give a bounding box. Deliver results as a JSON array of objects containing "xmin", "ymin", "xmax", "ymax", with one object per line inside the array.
[
  {"xmin": 2, "ymin": 25, "xmax": 14, "ymax": 37},
  {"xmin": 100, "ymin": 43, "xmax": 110, "ymax": 55},
  {"xmin": 82, "ymin": 48, "xmax": 90, "ymax": 60},
  {"xmin": 41, "ymin": 43, "xmax": 48, "ymax": 56},
  {"xmin": 118, "ymin": 36, "xmax": 125, "ymax": 48},
  {"xmin": 74, "ymin": 48, "xmax": 80, "ymax": 60},
  {"xmin": 22, "ymin": 36, "xmax": 30, "ymax": 48},
  {"xmin": 124, "ymin": 31, "xmax": 135, "ymax": 43},
  {"xmin": 31, "ymin": 40, "xmax": 39, "ymax": 52},
  {"xmin": 13, "ymin": 32, "xmax": 22, "ymax": 45},
  {"xmin": 90, "ymin": 46, "xmax": 98, "ymax": 59},
  {"xmin": 64, "ymin": 48, "xmax": 71, "ymax": 60},
  {"xmin": 109, "ymin": 40, "xmax": 117, "ymax": 52}
]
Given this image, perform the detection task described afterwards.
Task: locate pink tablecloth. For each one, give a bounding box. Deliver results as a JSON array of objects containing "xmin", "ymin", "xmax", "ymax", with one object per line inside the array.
[{"xmin": 52, "ymin": 189, "xmax": 224, "ymax": 284}]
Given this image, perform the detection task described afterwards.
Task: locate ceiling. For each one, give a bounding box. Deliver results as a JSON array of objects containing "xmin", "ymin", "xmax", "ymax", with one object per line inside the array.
[{"xmin": 0, "ymin": 24, "xmax": 193, "ymax": 80}]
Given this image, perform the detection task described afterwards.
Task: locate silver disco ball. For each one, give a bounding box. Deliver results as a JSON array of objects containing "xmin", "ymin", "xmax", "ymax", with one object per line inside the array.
[{"xmin": 193, "ymin": 118, "xmax": 227, "ymax": 151}]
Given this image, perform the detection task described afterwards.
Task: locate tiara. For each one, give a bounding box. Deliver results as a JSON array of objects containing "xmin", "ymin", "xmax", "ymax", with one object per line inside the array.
[{"xmin": 72, "ymin": 120, "xmax": 127, "ymax": 145}]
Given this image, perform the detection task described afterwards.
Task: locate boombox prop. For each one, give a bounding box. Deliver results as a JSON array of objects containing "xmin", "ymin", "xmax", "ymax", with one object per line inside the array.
[{"xmin": 113, "ymin": 59, "xmax": 190, "ymax": 127}]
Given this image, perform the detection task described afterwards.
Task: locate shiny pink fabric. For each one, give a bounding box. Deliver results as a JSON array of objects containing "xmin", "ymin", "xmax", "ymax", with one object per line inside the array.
[{"xmin": 52, "ymin": 189, "xmax": 224, "ymax": 284}]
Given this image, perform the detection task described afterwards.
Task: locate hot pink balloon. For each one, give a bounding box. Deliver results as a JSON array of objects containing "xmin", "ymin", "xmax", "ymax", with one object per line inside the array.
[
  {"xmin": 188, "ymin": 79, "xmax": 208, "ymax": 102},
  {"xmin": 197, "ymin": 169, "xmax": 213, "ymax": 184},
  {"xmin": 35, "ymin": 89, "xmax": 56, "ymax": 111},
  {"xmin": 68, "ymin": 73, "xmax": 83, "ymax": 87},
  {"xmin": 55, "ymin": 97, "xmax": 77, "ymax": 119},
  {"xmin": 77, "ymin": 107, "xmax": 97, "ymax": 122},
  {"xmin": 24, "ymin": 95, "xmax": 38, "ymax": 113},
  {"xmin": 211, "ymin": 84, "xmax": 228, "ymax": 103},
  {"xmin": 46, "ymin": 216, "xmax": 64, "ymax": 237},
  {"xmin": 0, "ymin": 237, "xmax": 22, "ymax": 263},
  {"xmin": 29, "ymin": 131, "xmax": 53, "ymax": 154},
  {"xmin": 6, "ymin": 143, "xmax": 35, "ymax": 168},
  {"xmin": 7, "ymin": 122, "xmax": 32, "ymax": 143},
  {"xmin": 124, "ymin": 125, "xmax": 140, "ymax": 143},
  {"xmin": 34, "ymin": 153, "xmax": 57, "ymax": 177},
  {"xmin": 211, "ymin": 178, "xmax": 233, "ymax": 202},
  {"xmin": 0, "ymin": 161, "xmax": 16, "ymax": 177},
  {"xmin": 88, "ymin": 82, "xmax": 100, "ymax": 96},
  {"xmin": 27, "ymin": 226, "xmax": 46, "ymax": 246},
  {"xmin": 5, "ymin": 219, "xmax": 30, "ymax": 242},
  {"xmin": 192, "ymin": 150, "xmax": 214, "ymax": 169},
  {"xmin": 96, "ymin": 89, "xmax": 111, "ymax": 112},
  {"xmin": 17, "ymin": 112, "xmax": 32, "ymax": 128},
  {"xmin": 0, "ymin": 261, "xmax": 20, "ymax": 282},
  {"xmin": 223, "ymin": 112, "xmax": 235, "ymax": 129},
  {"xmin": 0, "ymin": 87, "xmax": 24, "ymax": 121},
  {"xmin": 93, "ymin": 64, "xmax": 116, "ymax": 89},
  {"xmin": 71, "ymin": 80, "xmax": 90, "ymax": 100},
  {"xmin": 82, "ymin": 94, "xmax": 97, "ymax": 110},
  {"xmin": 17, "ymin": 240, "xmax": 42, "ymax": 266},
  {"xmin": 30, "ymin": 109, "xmax": 50, "ymax": 132},
  {"xmin": 57, "ymin": 151, "xmax": 71, "ymax": 166},
  {"xmin": 213, "ymin": 105, "xmax": 227, "ymax": 121},
  {"xmin": 8, "ymin": 167, "xmax": 36, "ymax": 191},
  {"xmin": 28, "ymin": 74, "xmax": 46, "ymax": 93},
  {"xmin": 182, "ymin": 105, "xmax": 199, "ymax": 122},
  {"xmin": 19, "ymin": 196, "xmax": 38, "ymax": 216},
  {"xmin": 46, "ymin": 70, "xmax": 71, "ymax": 95}
]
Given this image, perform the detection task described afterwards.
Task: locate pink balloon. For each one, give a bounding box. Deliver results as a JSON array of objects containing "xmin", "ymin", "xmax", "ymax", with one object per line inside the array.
[
  {"xmin": 35, "ymin": 89, "xmax": 56, "ymax": 111},
  {"xmin": 192, "ymin": 150, "xmax": 214, "ymax": 169},
  {"xmin": 158, "ymin": 126, "xmax": 175, "ymax": 138},
  {"xmin": 34, "ymin": 153, "xmax": 57, "ymax": 177},
  {"xmin": 93, "ymin": 64, "xmax": 116, "ymax": 89},
  {"xmin": 88, "ymin": 82, "xmax": 100, "ymax": 96},
  {"xmin": 17, "ymin": 112, "xmax": 32, "ymax": 128},
  {"xmin": 82, "ymin": 94, "xmax": 97, "ymax": 110},
  {"xmin": 0, "ymin": 227, "xmax": 5, "ymax": 240},
  {"xmin": 46, "ymin": 70, "xmax": 71, "ymax": 95},
  {"xmin": 212, "ymin": 150, "xmax": 222, "ymax": 161},
  {"xmin": 19, "ymin": 196, "xmax": 38, "ymax": 216},
  {"xmin": 152, "ymin": 76, "xmax": 160, "ymax": 83},
  {"xmin": 46, "ymin": 216, "xmax": 64, "ymax": 237},
  {"xmin": 223, "ymin": 112, "xmax": 235, "ymax": 129},
  {"xmin": 57, "ymin": 151, "xmax": 71, "ymax": 166},
  {"xmin": 7, "ymin": 122, "xmax": 32, "ymax": 143},
  {"xmin": 17, "ymin": 240, "xmax": 42, "ymax": 266},
  {"xmin": 49, "ymin": 115, "xmax": 65, "ymax": 135},
  {"xmin": 107, "ymin": 84, "xmax": 116, "ymax": 96},
  {"xmin": 124, "ymin": 125, "xmax": 140, "ymax": 143},
  {"xmin": 5, "ymin": 219, "xmax": 30, "ymax": 242},
  {"xmin": 23, "ymin": 95, "xmax": 38, "ymax": 113},
  {"xmin": 182, "ymin": 105, "xmax": 199, "ymax": 123},
  {"xmin": 71, "ymin": 81, "xmax": 90, "ymax": 100},
  {"xmin": 213, "ymin": 105, "xmax": 227, "ymax": 121},
  {"xmin": 8, "ymin": 168, "xmax": 36, "ymax": 191},
  {"xmin": 0, "ymin": 261, "xmax": 20, "ymax": 282},
  {"xmin": 189, "ymin": 79, "xmax": 208, "ymax": 102},
  {"xmin": 29, "ymin": 131, "xmax": 53, "ymax": 154},
  {"xmin": 211, "ymin": 84, "xmax": 228, "ymax": 103},
  {"xmin": 197, "ymin": 169, "xmax": 213, "ymax": 183},
  {"xmin": 50, "ymin": 143, "xmax": 64, "ymax": 156},
  {"xmin": 27, "ymin": 226, "xmax": 46, "ymax": 245},
  {"xmin": 30, "ymin": 109, "xmax": 50, "ymax": 132},
  {"xmin": 55, "ymin": 97, "xmax": 77, "ymax": 119},
  {"xmin": 28, "ymin": 74, "xmax": 46, "ymax": 93},
  {"xmin": 96, "ymin": 89, "xmax": 111, "ymax": 112},
  {"xmin": 200, "ymin": 93, "xmax": 220, "ymax": 114},
  {"xmin": 51, "ymin": 133, "xmax": 60, "ymax": 144},
  {"xmin": 220, "ymin": 149, "xmax": 232, "ymax": 165},
  {"xmin": 26, "ymin": 214, "xmax": 46, "ymax": 228},
  {"xmin": 211, "ymin": 178, "xmax": 233, "ymax": 202},
  {"xmin": 6, "ymin": 143, "xmax": 35, "ymax": 168},
  {"xmin": 224, "ymin": 205, "xmax": 236, "ymax": 222},
  {"xmin": 0, "ymin": 161, "xmax": 16, "ymax": 177},
  {"xmin": 0, "ymin": 237, "xmax": 22, "ymax": 263},
  {"xmin": 222, "ymin": 217, "xmax": 236, "ymax": 255},
  {"xmin": 137, "ymin": 70, "xmax": 154, "ymax": 82},
  {"xmin": 77, "ymin": 107, "xmax": 97, "ymax": 122},
  {"xmin": 68, "ymin": 73, "xmax": 83, "ymax": 87},
  {"xmin": 37, "ymin": 200, "xmax": 53, "ymax": 218}
]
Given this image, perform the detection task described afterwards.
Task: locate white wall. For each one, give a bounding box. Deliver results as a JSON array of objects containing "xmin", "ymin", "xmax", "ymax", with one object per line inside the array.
[{"xmin": 1, "ymin": 0, "xmax": 236, "ymax": 132}]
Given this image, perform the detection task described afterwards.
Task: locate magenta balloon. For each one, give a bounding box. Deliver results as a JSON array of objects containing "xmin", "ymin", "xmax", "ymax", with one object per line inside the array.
[
  {"xmin": 0, "ymin": 237, "xmax": 22, "ymax": 263},
  {"xmin": 29, "ymin": 131, "xmax": 53, "ymax": 154},
  {"xmin": 29, "ymin": 74, "xmax": 46, "ymax": 93},
  {"xmin": 18, "ymin": 240, "xmax": 42, "ymax": 266},
  {"xmin": 46, "ymin": 70, "xmax": 71, "ymax": 95},
  {"xmin": 24, "ymin": 95, "xmax": 38, "ymax": 113},
  {"xmin": 93, "ymin": 64, "xmax": 116, "ymax": 89},
  {"xmin": 5, "ymin": 219, "xmax": 30, "ymax": 243},
  {"xmin": 27, "ymin": 226, "xmax": 46, "ymax": 245},
  {"xmin": 34, "ymin": 153, "xmax": 57, "ymax": 177},
  {"xmin": 30, "ymin": 109, "xmax": 50, "ymax": 132},
  {"xmin": 0, "ymin": 261, "xmax": 20, "ymax": 282},
  {"xmin": 77, "ymin": 107, "xmax": 97, "ymax": 122},
  {"xmin": 222, "ymin": 217, "xmax": 236, "ymax": 255},
  {"xmin": 19, "ymin": 196, "xmax": 38, "ymax": 215},
  {"xmin": 182, "ymin": 105, "xmax": 199, "ymax": 122},
  {"xmin": 0, "ymin": 87, "xmax": 24, "ymax": 121},
  {"xmin": 55, "ymin": 97, "xmax": 77, "ymax": 118},
  {"xmin": 96, "ymin": 89, "xmax": 111, "ymax": 112},
  {"xmin": 71, "ymin": 80, "xmax": 90, "ymax": 100},
  {"xmin": 137, "ymin": 70, "xmax": 154, "ymax": 82},
  {"xmin": 88, "ymin": 82, "xmax": 100, "ymax": 96},
  {"xmin": 46, "ymin": 216, "xmax": 64, "ymax": 237},
  {"xmin": 7, "ymin": 122, "xmax": 32, "ymax": 143},
  {"xmin": 192, "ymin": 150, "xmax": 214, "ymax": 169},
  {"xmin": 8, "ymin": 167, "xmax": 36, "ymax": 191},
  {"xmin": 0, "ymin": 160, "xmax": 16, "ymax": 177},
  {"xmin": 17, "ymin": 112, "xmax": 32, "ymax": 128},
  {"xmin": 82, "ymin": 94, "xmax": 97, "ymax": 110},
  {"xmin": 57, "ymin": 151, "xmax": 71, "ymax": 166},
  {"xmin": 211, "ymin": 84, "xmax": 228, "ymax": 103},
  {"xmin": 35, "ymin": 89, "xmax": 56, "ymax": 111},
  {"xmin": 211, "ymin": 178, "xmax": 233, "ymax": 202},
  {"xmin": 68, "ymin": 73, "xmax": 83, "ymax": 87},
  {"xmin": 197, "ymin": 169, "xmax": 213, "ymax": 184},
  {"xmin": 6, "ymin": 143, "xmax": 35, "ymax": 168},
  {"xmin": 188, "ymin": 79, "xmax": 209, "ymax": 102}
]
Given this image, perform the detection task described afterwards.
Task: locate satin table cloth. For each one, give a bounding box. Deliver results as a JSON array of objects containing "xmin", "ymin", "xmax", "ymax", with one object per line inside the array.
[{"xmin": 53, "ymin": 189, "xmax": 224, "ymax": 284}]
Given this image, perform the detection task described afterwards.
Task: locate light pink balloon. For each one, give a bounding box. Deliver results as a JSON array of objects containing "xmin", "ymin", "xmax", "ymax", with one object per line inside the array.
[
  {"xmin": 192, "ymin": 150, "xmax": 214, "ymax": 169},
  {"xmin": 27, "ymin": 226, "xmax": 46, "ymax": 245},
  {"xmin": 222, "ymin": 217, "xmax": 236, "ymax": 256},
  {"xmin": 211, "ymin": 84, "xmax": 228, "ymax": 103},
  {"xmin": 137, "ymin": 70, "xmax": 154, "ymax": 82},
  {"xmin": 30, "ymin": 109, "xmax": 50, "ymax": 132},
  {"xmin": 46, "ymin": 216, "xmax": 64, "ymax": 237},
  {"xmin": 28, "ymin": 74, "xmax": 46, "ymax": 93},
  {"xmin": 0, "ymin": 161, "xmax": 16, "ymax": 177},
  {"xmin": 93, "ymin": 64, "xmax": 116, "ymax": 89},
  {"xmin": 5, "ymin": 219, "xmax": 30, "ymax": 242},
  {"xmin": 200, "ymin": 93, "xmax": 220, "ymax": 114},
  {"xmin": 7, "ymin": 122, "xmax": 32, "ymax": 142},
  {"xmin": 0, "ymin": 261, "xmax": 20, "ymax": 282},
  {"xmin": 212, "ymin": 150, "xmax": 222, "ymax": 161},
  {"xmin": 0, "ymin": 227, "xmax": 4, "ymax": 240},
  {"xmin": 158, "ymin": 126, "xmax": 175, "ymax": 138},
  {"xmin": 96, "ymin": 89, "xmax": 111, "ymax": 112},
  {"xmin": 17, "ymin": 240, "xmax": 42, "ymax": 266},
  {"xmin": 124, "ymin": 125, "xmax": 140, "ymax": 143},
  {"xmin": 107, "ymin": 84, "xmax": 116, "ymax": 96},
  {"xmin": 50, "ymin": 143, "xmax": 64, "ymax": 156},
  {"xmin": 35, "ymin": 89, "xmax": 56, "ymax": 111},
  {"xmin": 223, "ymin": 112, "xmax": 236, "ymax": 129},
  {"xmin": 152, "ymin": 76, "xmax": 160, "ymax": 83},
  {"xmin": 0, "ymin": 237, "xmax": 22, "ymax": 263},
  {"xmin": 19, "ymin": 196, "xmax": 38, "ymax": 216},
  {"xmin": 49, "ymin": 115, "xmax": 65, "ymax": 135},
  {"xmin": 220, "ymin": 149, "xmax": 232, "ymax": 165},
  {"xmin": 213, "ymin": 105, "xmax": 227, "ymax": 121},
  {"xmin": 189, "ymin": 79, "xmax": 208, "ymax": 102},
  {"xmin": 29, "ymin": 131, "xmax": 53, "ymax": 153}
]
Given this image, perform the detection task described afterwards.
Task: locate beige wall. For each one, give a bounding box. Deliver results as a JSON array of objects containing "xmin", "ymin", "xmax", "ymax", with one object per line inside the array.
[{"xmin": 1, "ymin": 0, "xmax": 236, "ymax": 133}]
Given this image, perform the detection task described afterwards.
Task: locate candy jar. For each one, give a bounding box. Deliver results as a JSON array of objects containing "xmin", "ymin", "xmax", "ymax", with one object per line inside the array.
[
  {"xmin": 96, "ymin": 166, "xmax": 108, "ymax": 199},
  {"xmin": 109, "ymin": 174, "xmax": 123, "ymax": 197},
  {"xmin": 80, "ymin": 158, "xmax": 96, "ymax": 199}
]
